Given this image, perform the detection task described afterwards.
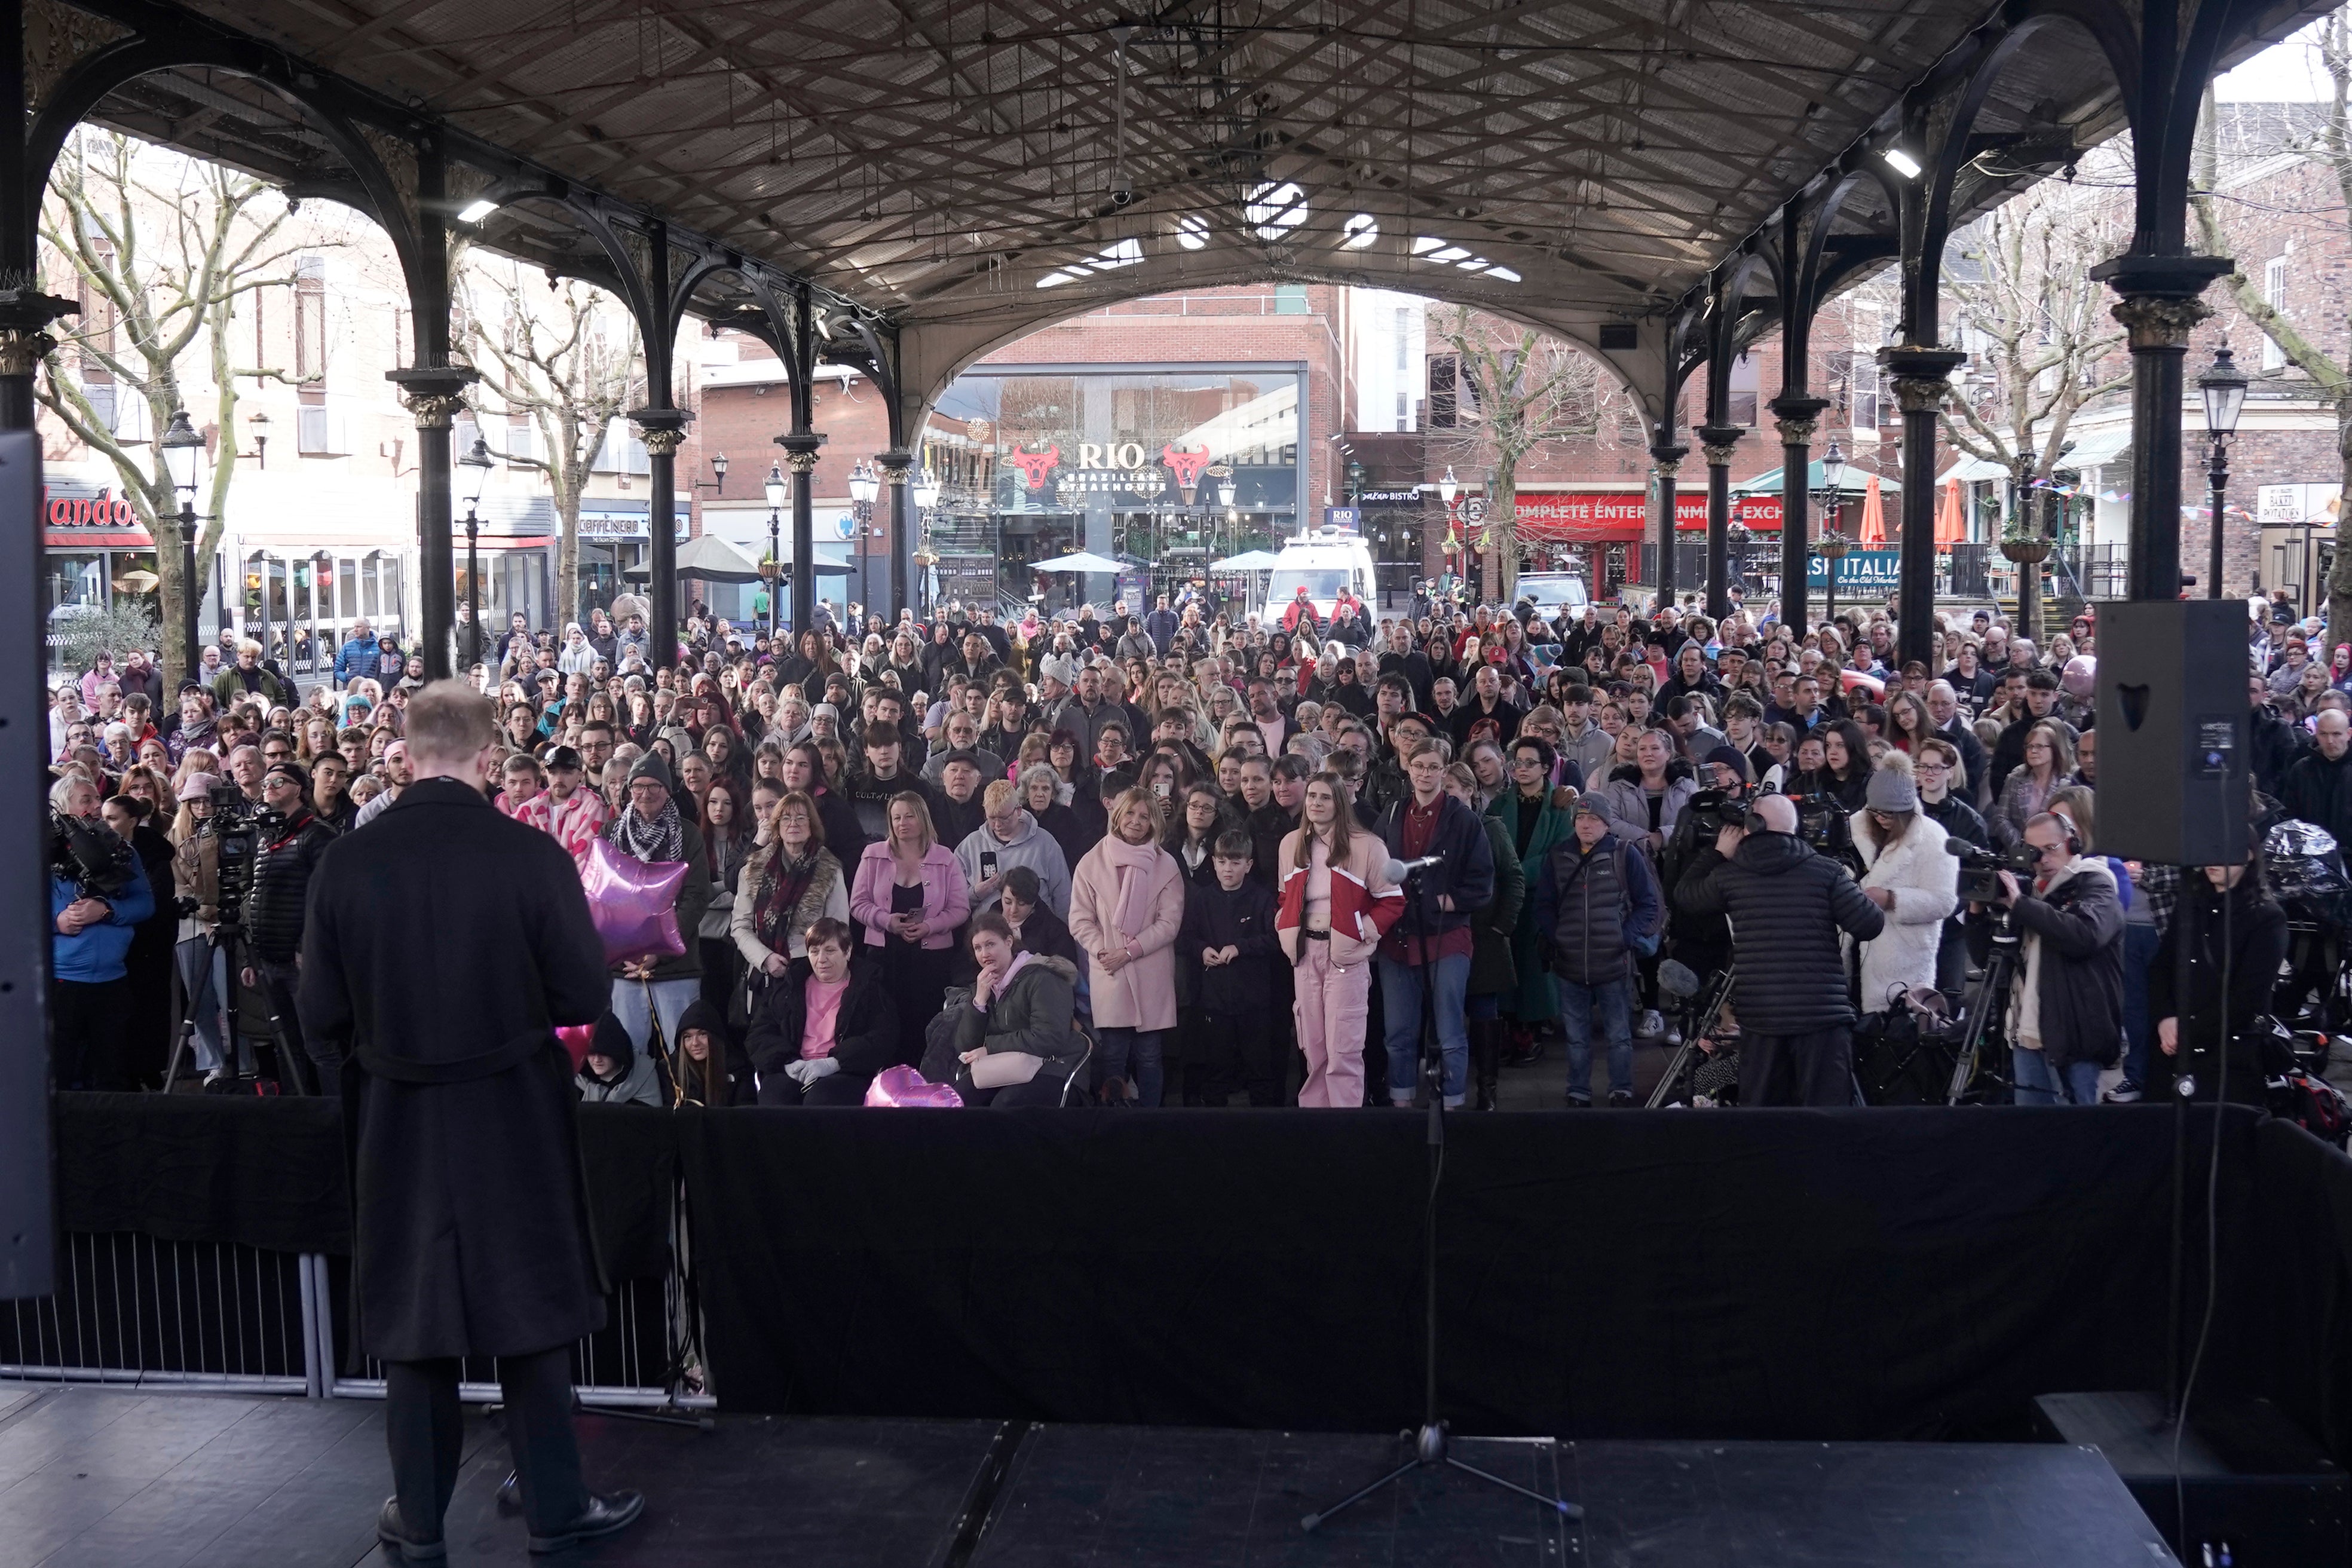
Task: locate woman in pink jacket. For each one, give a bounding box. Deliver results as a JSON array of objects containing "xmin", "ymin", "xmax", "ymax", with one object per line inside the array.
[
  {"xmin": 1276, "ymin": 773, "xmax": 1404, "ymax": 1107},
  {"xmin": 1068, "ymin": 786, "xmax": 1187, "ymax": 1105},
  {"xmin": 850, "ymin": 791, "xmax": 972, "ymax": 1071}
]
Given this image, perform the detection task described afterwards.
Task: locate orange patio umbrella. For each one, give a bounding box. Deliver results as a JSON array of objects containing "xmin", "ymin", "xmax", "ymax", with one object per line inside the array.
[
  {"xmin": 1934, "ymin": 479, "xmax": 1966, "ymax": 545},
  {"xmin": 1856, "ymin": 473, "xmax": 1886, "ymax": 543}
]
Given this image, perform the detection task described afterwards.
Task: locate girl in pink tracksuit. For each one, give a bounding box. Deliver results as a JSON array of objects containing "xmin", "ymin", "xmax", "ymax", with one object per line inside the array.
[{"xmin": 1276, "ymin": 774, "xmax": 1404, "ymax": 1107}]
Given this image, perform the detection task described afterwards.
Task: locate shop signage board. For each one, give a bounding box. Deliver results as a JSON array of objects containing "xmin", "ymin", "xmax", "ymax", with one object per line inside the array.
[
  {"xmin": 1803, "ymin": 549, "xmax": 1903, "ymax": 589},
  {"xmin": 1468, "ymin": 490, "xmax": 1784, "ymax": 542}
]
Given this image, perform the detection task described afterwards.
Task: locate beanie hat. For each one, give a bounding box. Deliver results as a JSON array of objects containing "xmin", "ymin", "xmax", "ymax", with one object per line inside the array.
[
  {"xmin": 1040, "ymin": 655, "xmax": 1074, "ymax": 687},
  {"xmin": 1866, "ymin": 768, "xmax": 1918, "ymax": 812},
  {"xmin": 264, "ymin": 758, "xmax": 310, "ymax": 793},
  {"xmin": 1702, "ymin": 745, "xmax": 1750, "ymax": 782},
  {"xmin": 1572, "ymin": 794, "xmax": 1609, "ymax": 820},
  {"xmin": 176, "ymin": 771, "xmax": 219, "ymax": 803},
  {"xmin": 627, "ymin": 750, "xmax": 673, "ymax": 792}
]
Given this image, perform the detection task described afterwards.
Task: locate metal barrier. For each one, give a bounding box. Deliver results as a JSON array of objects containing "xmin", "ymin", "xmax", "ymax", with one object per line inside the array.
[{"xmin": 1, "ymin": 1227, "xmax": 709, "ymax": 1410}]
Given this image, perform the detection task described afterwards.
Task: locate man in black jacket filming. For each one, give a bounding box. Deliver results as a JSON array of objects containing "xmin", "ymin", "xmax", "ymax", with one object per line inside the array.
[
  {"xmin": 242, "ymin": 760, "xmax": 338, "ymax": 1094},
  {"xmin": 1676, "ymin": 792, "xmax": 1884, "ymax": 1105}
]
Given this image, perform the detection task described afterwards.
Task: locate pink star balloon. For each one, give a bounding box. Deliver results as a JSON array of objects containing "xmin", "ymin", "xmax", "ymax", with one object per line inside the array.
[
  {"xmin": 580, "ymin": 837, "xmax": 688, "ymax": 967},
  {"xmin": 864, "ymin": 1065, "xmax": 964, "ymax": 1108}
]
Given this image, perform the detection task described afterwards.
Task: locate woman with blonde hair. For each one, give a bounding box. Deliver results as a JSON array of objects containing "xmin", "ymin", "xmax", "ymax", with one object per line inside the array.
[
  {"xmin": 1067, "ymin": 786, "xmax": 1187, "ymax": 1104},
  {"xmin": 1275, "ymin": 772, "xmax": 1404, "ymax": 1107},
  {"xmin": 849, "ymin": 789, "xmax": 971, "ymax": 1070}
]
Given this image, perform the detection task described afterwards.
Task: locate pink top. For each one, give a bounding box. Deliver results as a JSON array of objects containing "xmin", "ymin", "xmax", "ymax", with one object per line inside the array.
[{"xmin": 800, "ymin": 974, "xmax": 849, "ymax": 1059}]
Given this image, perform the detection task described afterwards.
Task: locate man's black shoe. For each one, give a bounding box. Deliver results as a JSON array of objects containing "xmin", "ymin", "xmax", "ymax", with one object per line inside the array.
[
  {"xmin": 1565, "ymin": 1094, "xmax": 1591, "ymax": 1108},
  {"xmin": 528, "ymin": 1491, "xmax": 645, "ymax": 1554},
  {"xmin": 1607, "ymin": 1090, "xmax": 1636, "ymax": 1107},
  {"xmin": 377, "ymin": 1497, "xmax": 446, "ymax": 1563}
]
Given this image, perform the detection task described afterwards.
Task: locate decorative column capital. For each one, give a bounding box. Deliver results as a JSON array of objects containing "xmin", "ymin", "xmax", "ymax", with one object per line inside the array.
[
  {"xmin": 0, "ymin": 287, "xmax": 78, "ymax": 376},
  {"xmin": 627, "ymin": 405, "xmax": 689, "ymax": 455},
  {"xmin": 1890, "ymin": 376, "xmax": 1951, "ymax": 415},
  {"xmin": 2108, "ymin": 295, "xmax": 2212, "ymax": 351},
  {"xmin": 1649, "ymin": 443, "xmax": 1688, "ymax": 479},
  {"xmin": 874, "ymin": 448, "xmax": 912, "ymax": 477},
  {"xmin": 774, "ymin": 430, "xmax": 826, "ymax": 476},
  {"xmin": 1695, "ymin": 424, "xmax": 1743, "ymax": 466},
  {"xmin": 1876, "ymin": 345, "xmax": 1965, "ymax": 415},
  {"xmin": 386, "ymin": 363, "xmax": 480, "ymax": 428},
  {"xmin": 1774, "ymin": 416, "xmax": 1818, "ymax": 448}
]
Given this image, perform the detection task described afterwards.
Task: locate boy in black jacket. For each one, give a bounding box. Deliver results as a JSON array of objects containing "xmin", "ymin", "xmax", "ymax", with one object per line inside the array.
[{"xmin": 1178, "ymin": 830, "xmax": 1283, "ymax": 1105}]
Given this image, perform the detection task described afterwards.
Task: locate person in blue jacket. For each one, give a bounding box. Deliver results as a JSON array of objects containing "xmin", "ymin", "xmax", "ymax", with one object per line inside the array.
[{"xmin": 49, "ymin": 772, "xmax": 156, "ymax": 1089}]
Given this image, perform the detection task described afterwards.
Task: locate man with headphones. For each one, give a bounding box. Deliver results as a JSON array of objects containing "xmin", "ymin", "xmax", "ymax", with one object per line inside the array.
[{"xmin": 1986, "ymin": 810, "xmax": 2124, "ymax": 1107}]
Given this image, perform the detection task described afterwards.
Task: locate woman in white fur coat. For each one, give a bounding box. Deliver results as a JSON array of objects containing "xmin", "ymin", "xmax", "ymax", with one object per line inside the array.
[{"xmin": 1846, "ymin": 760, "xmax": 1960, "ymax": 1014}]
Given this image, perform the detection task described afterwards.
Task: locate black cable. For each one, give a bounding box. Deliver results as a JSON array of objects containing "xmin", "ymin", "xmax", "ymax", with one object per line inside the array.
[{"xmin": 2172, "ymin": 776, "xmax": 2236, "ymax": 1556}]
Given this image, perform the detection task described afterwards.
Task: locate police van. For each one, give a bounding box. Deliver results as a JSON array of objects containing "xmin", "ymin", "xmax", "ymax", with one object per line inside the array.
[{"xmin": 1264, "ymin": 525, "xmax": 1378, "ymax": 619}]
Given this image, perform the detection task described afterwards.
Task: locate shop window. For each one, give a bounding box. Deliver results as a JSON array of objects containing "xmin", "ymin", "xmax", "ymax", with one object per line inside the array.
[
  {"xmin": 362, "ymin": 553, "xmax": 382, "ymax": 617},
  {"xmin": 383, "ymin": 555, "xmax": 405, "ymax": 625},
  {"xmin": 1273, "ymin": 284, "xmax": 1309, "ymax": 315}
]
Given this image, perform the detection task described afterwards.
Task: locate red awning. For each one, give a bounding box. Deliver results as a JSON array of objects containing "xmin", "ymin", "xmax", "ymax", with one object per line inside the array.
[{"xmin": 44, "ymin": 530, "xmax": 152, "ymax": 549}]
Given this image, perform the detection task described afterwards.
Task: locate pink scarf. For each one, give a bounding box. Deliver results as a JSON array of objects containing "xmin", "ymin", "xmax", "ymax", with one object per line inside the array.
[{"xmin": 1098, "ymin": 834, "xmax": 1165, "ymax": 938}]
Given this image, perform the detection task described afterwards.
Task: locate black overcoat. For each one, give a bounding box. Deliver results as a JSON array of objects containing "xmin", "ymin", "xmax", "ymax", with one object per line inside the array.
[{"xmin": 296, "ymin": 777, "xmax": 612, "ymax": 1362}]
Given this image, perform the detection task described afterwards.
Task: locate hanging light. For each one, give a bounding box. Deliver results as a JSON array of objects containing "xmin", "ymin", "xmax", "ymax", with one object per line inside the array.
[
  {"xmin": 848, "ymin": 460, "xmax": 880, "ymax": 506},
  {"xmin": 458, "ymin": 436, "xmax": 494, "ymax": 510},
  {"xmin": 1437, "ymin": 466, "xmax": 1457, "ymax": 506},
  {"xmin": 1216, "ymin": 474, "xmax": 1236, "ymax": 507},
  {"xmin": 912, "ymin": 465, "xmax": 943, "ymax": 509},
  {"xmin": 2199, "ymin": 345, "xmax": 2247, "ymax": 436},
  {"xmin": 160, "ymin": 409, "xmax": 206, "ymax": 499},
  {"xmin": 764, "ymin": 463, "xmax": 788, "ymax": 511},
  {"xmin": 1818, "ymin": 440, "xmax": 1847, "ymax": 498}
]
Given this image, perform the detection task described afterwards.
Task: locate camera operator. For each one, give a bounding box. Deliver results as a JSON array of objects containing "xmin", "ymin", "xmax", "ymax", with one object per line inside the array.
[
  {"xmin": 48, "ymin": 773, "xmax": 155, "ymax": 1089},
  {"xmin": 1676, "ymin": 793, "xmax": 1884, "ymax": 1105},
  {"xmin": 2151, "ymin": 844, "xmax": 2289, "ymax": 1106},
  {"xmin": 241, "ymin": 760, "xmax": 341, "ymax": 1094},
  {"xmin": 1658, "ymin": 746, "xmax": 1754, "ymax": 982},
  {"xmin": 1977, "ymin": 812, "xmax": 2123, "ymax": 1106}
]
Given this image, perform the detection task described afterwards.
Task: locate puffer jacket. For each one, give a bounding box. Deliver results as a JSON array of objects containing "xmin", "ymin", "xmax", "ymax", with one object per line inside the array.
[
  {"xmin": 1532, "ymin": 828, "xmax": 1660, "ymax": 987},
  {"xmin": 243, "ymin": 808, "xmax": 338, "ymax": 964},
  {"xmin": 1676, "ymin": 829, "xmax": 1885, "ymax": 1033},
  {"xmin": 930, "ymin": 954, "xmax": 1089, "ymax": 1094},
  {"xmin": 1848, "ymin": 810, "xmax": 1959, "ymax": 1012}
]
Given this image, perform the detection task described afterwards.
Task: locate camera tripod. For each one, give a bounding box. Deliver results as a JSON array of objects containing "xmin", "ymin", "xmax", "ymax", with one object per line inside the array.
[
  {"xmin": 1648, "ymin": 961, "xmax": 1737, "ymax": 1108},
  {"xmin": 1946, "ymin": 912, "xmax": 2021, "ymax": 1105},
  {"xmin": 1301, "ymin": 863, "xmax": 1582, "ymax": 1535}
]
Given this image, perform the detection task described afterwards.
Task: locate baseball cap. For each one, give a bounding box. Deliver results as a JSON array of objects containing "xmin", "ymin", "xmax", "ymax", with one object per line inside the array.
[{"xmin": 547, "ymin": 745, "xmax": 586, "ymax": 771}]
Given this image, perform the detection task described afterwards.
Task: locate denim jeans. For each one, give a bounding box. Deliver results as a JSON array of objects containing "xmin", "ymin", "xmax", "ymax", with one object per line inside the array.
[
  {"xmin": 2120, "ymin": 920, "xmax": 2160, "ymax": 1089},
  {"xmin": 174, "ymin": 936, "xmax": 232, "ymax": 1073},
  {"xmin": 610, "ymin": 976, "xmax": 700, "ymax": 1063},
  {"xmin": 1560, "ymin": 977, "xmax": 1634, "ymax": 1102},
  {"xmin": 1096, "ymin": 1026, "xmax": 1166, "ymax": 1106},
  {"xmin": 2013, "ymin": 1048, "xmax": 2103, "ymax": 1106},
  {"xmin": 1379, "ymin": 953, "xmax": 1471, "ymax": 1106}
]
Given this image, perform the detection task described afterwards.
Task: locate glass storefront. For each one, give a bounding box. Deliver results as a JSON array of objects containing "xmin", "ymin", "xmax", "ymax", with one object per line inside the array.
[{"xmin": 922, "ymin": 364, "xmax": 1306, "ymax": 613}]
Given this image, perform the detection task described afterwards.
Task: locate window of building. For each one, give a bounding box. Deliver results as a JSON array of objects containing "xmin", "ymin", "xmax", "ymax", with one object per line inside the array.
[
  {"xmin": 1728, "ymin": 351, "xmax": 1758, "ymax": 427},
  {"xmin": 1428, "ymin": 355, "xmax": 1458, "ymax": 429},
  {"xmin": 1849, "ymin": 350, "xmax": 1881, "ymax": 429},
  {"xmin": 294, "ymin": 256, "xmax": 327, "ymax": 382},
  {"xmin": 1273, "ymin": 284, "xmax": 1309, "ymax": 315},
  {"xmin": 2264, "ymin": 257, "xmax": 2288, "ymax": 370}
]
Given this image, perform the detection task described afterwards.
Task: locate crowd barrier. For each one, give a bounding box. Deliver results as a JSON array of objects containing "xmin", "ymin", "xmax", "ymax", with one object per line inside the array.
[{"xmin": 11, "ymin": 1094, "xmax": 2352, "ymax": 1475}]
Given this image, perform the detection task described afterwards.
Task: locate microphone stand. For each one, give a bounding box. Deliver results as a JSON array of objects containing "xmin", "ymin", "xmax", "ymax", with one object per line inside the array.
[{"xmin": 1301, "ymin": 861, "xmax": 1583, "ymax": 1533}]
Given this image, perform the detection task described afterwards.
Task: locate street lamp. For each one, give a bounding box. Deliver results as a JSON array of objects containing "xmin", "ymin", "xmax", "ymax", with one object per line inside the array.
[
  {"xmin": 458, "ymin": 436, "xmax": 494, "ymax": 669},
  {"xmin": 2198, "ymin": 345, "xmax": 2247, "ymax": 601},
  {"xmin": 247, "ymin": 410, "xmax": 270, "ymax": 471},
  {"xmin": 847, "ymin": 458, "xmax": 880, "ymax": 526},
  {"xmin": 762, "ymin": 462, "xmax": 788, "ymax": 638},
  {"xmin": 160, "ymin": 409, "xmax": 206, "ymax": 677},
  {"xmin": 693, "ymin": 451, "xmax": 730, "ymax": 494},
  {"xmin": 912, "ymin": 464, "xmax": 943, "ymax": 512},
  {"xmin": 1215, "ymin": 473, "xmax": 1236, "ymax": 508},
  {"xmin": 1815, "ymin": 440, "xmax": 1850, "ymax": 634}
]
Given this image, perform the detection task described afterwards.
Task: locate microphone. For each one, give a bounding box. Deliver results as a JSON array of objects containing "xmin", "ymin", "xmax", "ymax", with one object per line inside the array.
[
  {"xmin": 1943, "ymin": 837, "xmax": 1969, "ymax": 857},
  {"xmin": 1385, "ymin": 854, "xmax": 1445, "ymax": 881}
]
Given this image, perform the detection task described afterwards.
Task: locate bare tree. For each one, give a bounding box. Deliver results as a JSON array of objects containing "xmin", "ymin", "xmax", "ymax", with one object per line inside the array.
[
  {"xmin": 1425, "ymin": 305, "xmax": 1616, "ymax": 604},
  {"xmin": 1938, "ymin": 171, "xmax": 2132, "ymax": 512},
  {"xmin": 2192, "ymin": 37, "xmax": 2352, "ymax": 639},
  {"xmin": 459, "ymin": 259, "xmax": 643, "ymax": 630},
  {"xmin": 36, "ymin": 131, "xmax": 311, "ymax": 691}
]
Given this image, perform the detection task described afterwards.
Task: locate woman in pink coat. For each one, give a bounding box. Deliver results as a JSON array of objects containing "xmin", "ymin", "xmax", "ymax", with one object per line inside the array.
[
  {"xmin": 1068, "ymin": 785, "xmax": 1187, "ymax": 1105},
  {"xmin": 1276, "ymin": 773, "xmax": 1404, "ymax": 1107},
  {"xmin": 849, "ymin": 791, "xmax": 972, "ymax": 1071}
]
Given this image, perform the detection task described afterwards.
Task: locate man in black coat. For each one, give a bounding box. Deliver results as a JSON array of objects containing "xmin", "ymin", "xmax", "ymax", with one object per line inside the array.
[
  {"xmin": 1676, "ymin": 793, "xmax": 1885, "ymax": 1106},
  {"xmin": 297, "ymin": 682, "xmax": 642, "ymax": 1561},
  {"xmin": 2281, "ymin": 710, "xmax": 2352, "ymax": 846},
  {"xmin": 243, "ymin": 760, "xmax": 338, "ymax": 1094}
]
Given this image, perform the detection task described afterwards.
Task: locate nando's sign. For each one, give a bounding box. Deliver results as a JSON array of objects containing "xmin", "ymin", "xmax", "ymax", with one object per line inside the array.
[{"xmin": 45, "ymin": 488, "xmax": 147, "ymax": 531}]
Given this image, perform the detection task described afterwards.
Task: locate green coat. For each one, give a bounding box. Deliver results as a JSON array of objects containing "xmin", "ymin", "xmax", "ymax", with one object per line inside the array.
[
  {"xmin": 1466, "ymin": 815, "xmax": 1524, "ymax": 997},
  {"xmin": 1487, "ymin": 789, "xmax": 1576, "ymax": 1021}
]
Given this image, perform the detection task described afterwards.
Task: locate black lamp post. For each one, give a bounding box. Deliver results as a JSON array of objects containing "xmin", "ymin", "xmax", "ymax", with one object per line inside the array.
[
  {"xmin": 1815, "ymin": 439, "xmax": 1849, "ymax": 633},
  {"xmin": 694, "ymin": 451, "xmax": 730, "ymax": 494},
  {"xmin": 160, "ymin": 409, "xmax": 206, "ymax": 679},
  {"xmin": 458, "ymin": 436, "xmax": 494, "ymax": 670},
  {"xmin": 2197, "ymin": 345, "xmax": 2247, "ymax": 601},
  {"xmin": 763, "ymin": 462, "xmax": 788, "ymax": 639}
]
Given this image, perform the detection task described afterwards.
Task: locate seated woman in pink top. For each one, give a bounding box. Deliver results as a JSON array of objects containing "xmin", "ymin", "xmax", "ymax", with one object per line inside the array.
[
  {"xmin": 849, "ymin": 792, "xmax": 972, "ymax": 1073},
  {"xmin": 744, "ymin": 917, "xmax": 899, "ymax": 1105}
]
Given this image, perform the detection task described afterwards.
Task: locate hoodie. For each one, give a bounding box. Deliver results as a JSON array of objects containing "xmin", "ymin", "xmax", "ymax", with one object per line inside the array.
[
  {"xmin": 577, "ymin": 1010, "xmax": 666, "ymax": 1106},
  {"xmin": 954, "ymin": 808, "xmax": 1073, "ymax": 918}
]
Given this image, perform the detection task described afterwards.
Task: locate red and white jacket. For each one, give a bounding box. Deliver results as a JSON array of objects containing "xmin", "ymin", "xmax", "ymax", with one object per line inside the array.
[{"xmin": 1275, "ymin": 828, "xmax": 1405, "ymax": 966}]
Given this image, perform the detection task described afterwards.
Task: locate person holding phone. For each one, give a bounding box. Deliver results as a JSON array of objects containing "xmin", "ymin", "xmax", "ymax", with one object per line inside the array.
[{"xmin": 955, "ymin": 779, "xmax": 1071, "ymax": 917}]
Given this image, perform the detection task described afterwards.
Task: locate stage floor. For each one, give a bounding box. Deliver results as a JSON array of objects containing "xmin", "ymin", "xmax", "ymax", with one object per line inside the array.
[{"xmin": 0, "ymin": 1385, "xmax": 2179, "ymax": 1566}]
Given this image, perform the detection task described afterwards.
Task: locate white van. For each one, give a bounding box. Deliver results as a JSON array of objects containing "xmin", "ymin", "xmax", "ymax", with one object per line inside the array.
[{"xmin": 1263, "ymin": 526, "xmax": 1378, "ymax": 619}]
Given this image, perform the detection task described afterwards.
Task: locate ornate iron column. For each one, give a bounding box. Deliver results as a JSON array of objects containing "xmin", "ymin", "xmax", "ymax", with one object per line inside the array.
[
  {"xmin": 388, "ymin": 369, "xmax": 477, "ymax": 681},
  {"xmin": 1695, "ymin": 424, "xmax": 1742, "ymax": 621},
  {"xmin": 1649, "ymin": 444, "xmax": 1687, "ymax": 612},
  {"xmin": 2090, "ymin": 257, "xmax": 2229, "ymax": 601},
  {"xmin": 632, "ymin": 408, "xmax": 688, "ymax": 666},
  {"xmin": 877, "ymin": 448, "xmax": 911, "ymax": 621},
  {"xmin": 1881, "ymin": 346, "xmax": 1964, "ymax": 667},
  {"xmin": 776, "ymin": 432, "xmax": 825, "ymax": 636},
  {"xmin": 1769, "ymin": 397, "xmax": 1826, "ymax": 633}
]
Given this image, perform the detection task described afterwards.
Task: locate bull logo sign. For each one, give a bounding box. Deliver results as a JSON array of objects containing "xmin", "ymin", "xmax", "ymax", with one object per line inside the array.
[
  {"xmin": 1008, "ymin": 445, "xmax": 1059, "ymax": 491},
  {"xmin": 1162, "ymin": 445, "xmax": 1212, "ymax": 503}
]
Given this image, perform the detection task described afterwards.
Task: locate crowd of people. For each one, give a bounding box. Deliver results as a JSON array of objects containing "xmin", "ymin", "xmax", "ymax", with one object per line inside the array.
[{"xmin": 43, "ymin": 578, "xmax": 2352, "ymax": 1113}]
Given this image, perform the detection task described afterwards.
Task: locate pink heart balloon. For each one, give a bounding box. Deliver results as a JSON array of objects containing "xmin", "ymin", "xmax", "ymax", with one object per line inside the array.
[
  {"xmin": 555, "ymin": 1024, "xmax": 597, "ymax": 1071},
  {"xmin": 580, "ymin": 837, "xmax": 688, "ymax": 967},
  {"xmin": 864, "ymin": 1065, "xmax": 964, "ymax": 1108}
]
